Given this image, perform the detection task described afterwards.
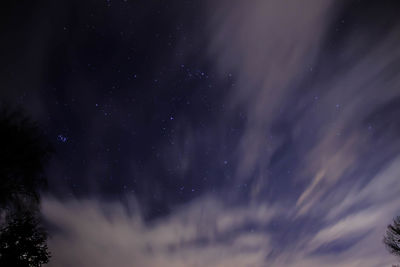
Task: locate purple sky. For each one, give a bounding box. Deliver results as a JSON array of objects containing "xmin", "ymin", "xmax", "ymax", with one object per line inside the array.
[{"xmin": 2, "ymin": 0, "xmax": 400, "ymax": 266}]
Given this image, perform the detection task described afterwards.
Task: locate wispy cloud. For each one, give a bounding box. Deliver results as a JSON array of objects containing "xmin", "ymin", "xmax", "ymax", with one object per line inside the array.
[
  {"xmin": 42, "ymin": 196, "xmax": 276, "ymax": 267},
  {"xmin": 41, "ymin": 0, "xmax": 400, "ymax": 266}
]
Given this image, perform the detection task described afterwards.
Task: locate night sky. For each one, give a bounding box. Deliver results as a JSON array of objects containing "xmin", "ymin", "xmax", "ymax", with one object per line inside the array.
[{"xmin": 2, "ymin": 0, "xmax": 400, "ymax": 266}]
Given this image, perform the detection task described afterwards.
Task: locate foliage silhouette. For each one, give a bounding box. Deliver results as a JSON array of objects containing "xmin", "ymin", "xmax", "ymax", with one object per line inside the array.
[
  {"xmin": 0, "ymin": 107, "xmax": 52, "ymax": 266},
  {"xmin": 384, "ymin": 216, "xmax": 400, "ymax": 257},
  {"xmin": 0, "ymin": 212, "xmax": 50, "ymax": 267}
]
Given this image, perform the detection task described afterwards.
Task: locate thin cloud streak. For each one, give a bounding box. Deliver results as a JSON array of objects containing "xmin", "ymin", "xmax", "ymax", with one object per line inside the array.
[{"xmin": 41, "ymin": 0, "xmax": 400, "ymax": 265}]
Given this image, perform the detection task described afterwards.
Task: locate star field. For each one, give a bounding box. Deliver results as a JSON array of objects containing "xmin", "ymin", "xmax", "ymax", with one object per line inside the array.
[{"xmin": 2, "ymin": 0, "xmax": 400, "ymax": 266}]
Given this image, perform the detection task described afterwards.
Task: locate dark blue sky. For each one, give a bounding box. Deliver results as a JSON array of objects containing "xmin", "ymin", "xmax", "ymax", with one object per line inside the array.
[{"xmin": 1, "ymin": 0, "xmax": 400, "ymax": 266}]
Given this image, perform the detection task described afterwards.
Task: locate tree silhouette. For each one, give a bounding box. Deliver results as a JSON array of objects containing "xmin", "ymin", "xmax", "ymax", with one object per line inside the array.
[
  {"xmin": 0, "ymin": 213, "xmax": 50, "ymax": 267},
  {"xmin": 384, "ymin": 216, "xmax": 400, "ymax": 257},
  {"xmin": 0, "ymin": 107, "xmax": 52, "ymax": 266},
  {"xmin": 0, "ymin": 108, "xmax": 51, "ymax": 212}
]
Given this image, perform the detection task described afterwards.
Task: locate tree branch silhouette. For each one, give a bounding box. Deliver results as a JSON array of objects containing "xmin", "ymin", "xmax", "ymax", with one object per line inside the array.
[{"xmin": 384, "ymin": 216, "xmax": 400, "ymax": 258}]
